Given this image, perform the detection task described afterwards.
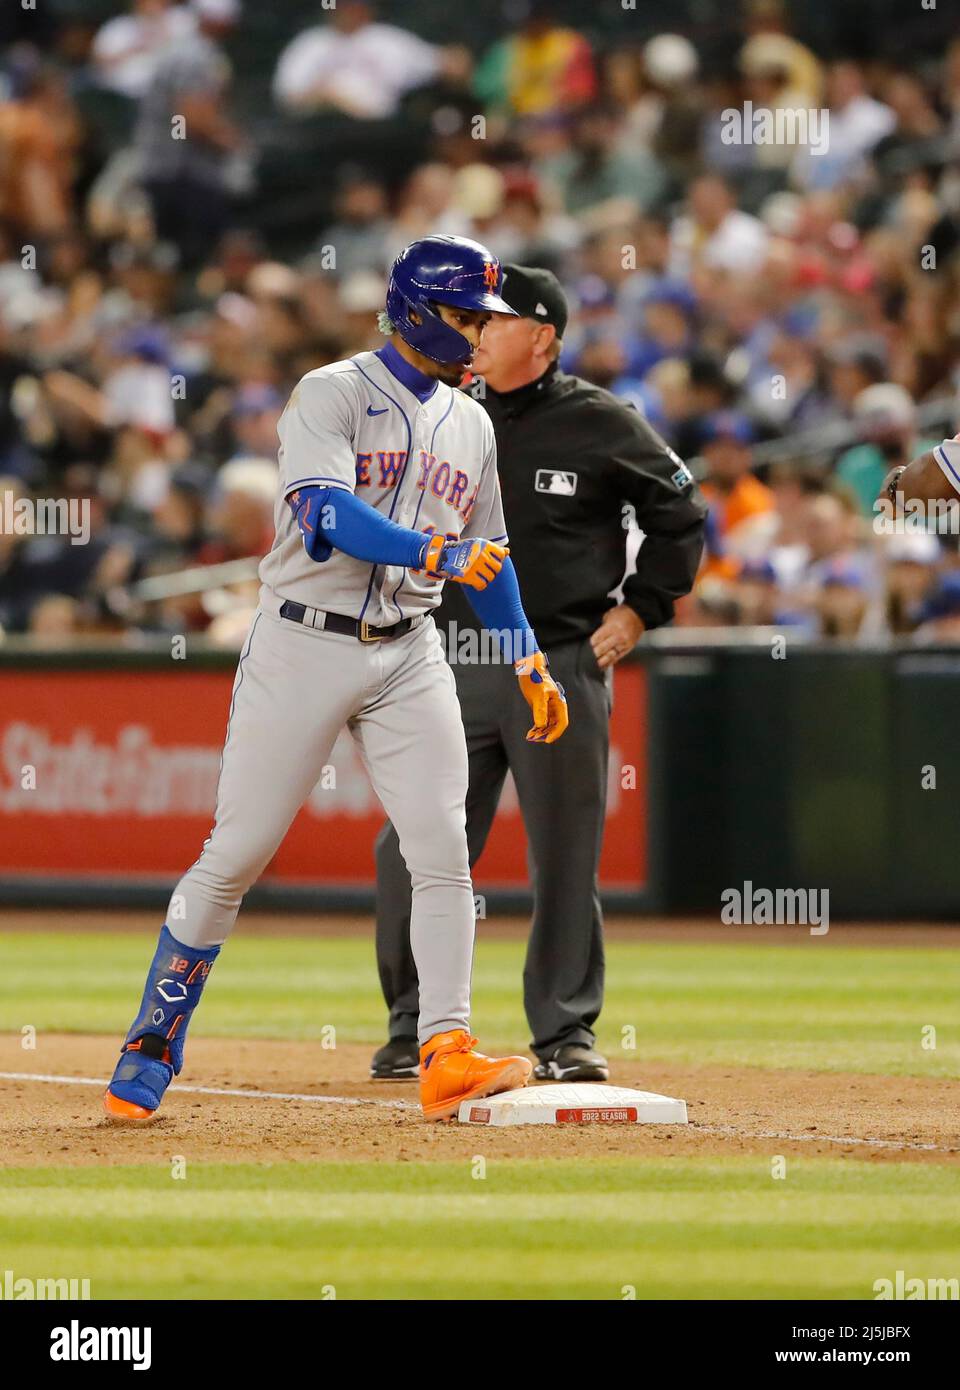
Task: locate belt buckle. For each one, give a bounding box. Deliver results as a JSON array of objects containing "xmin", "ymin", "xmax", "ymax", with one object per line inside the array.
[{"xmin": 359, "ymin": 621, "xmax": 381, "ymax": 643}]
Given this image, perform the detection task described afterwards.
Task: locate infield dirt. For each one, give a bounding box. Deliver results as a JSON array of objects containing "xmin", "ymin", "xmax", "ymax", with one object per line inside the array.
[{"xmin": 2, "ymin": 1033, "xmax": 957, "ymax": 1168}]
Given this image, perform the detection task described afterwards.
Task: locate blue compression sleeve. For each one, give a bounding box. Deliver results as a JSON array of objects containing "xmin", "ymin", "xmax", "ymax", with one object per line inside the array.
[
  {"xmin": 288, "ymin": 486, "xmax": 427, "ymax": 568},
  {"xmin": 464, "ymin": 556, "xmax": 539, "ymax": 662}
]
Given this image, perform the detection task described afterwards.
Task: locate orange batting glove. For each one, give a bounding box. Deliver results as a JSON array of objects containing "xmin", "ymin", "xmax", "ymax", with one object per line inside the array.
[
  {"xmin": 421, "ymin": 534, "xmax": 508, "ymax": 590},
  {"xmin": 514, "ymin": 651, "xmax": 569, "ymax": 743}
]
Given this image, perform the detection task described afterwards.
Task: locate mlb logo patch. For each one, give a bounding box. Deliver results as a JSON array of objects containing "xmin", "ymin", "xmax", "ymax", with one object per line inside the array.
[
  {"xmin": 671, "ymin": 461, "xmax": 694, "ymax": 489},
  {"xmin": 535, "ymin": 469, "xmax": 578, "ymax": 496}
]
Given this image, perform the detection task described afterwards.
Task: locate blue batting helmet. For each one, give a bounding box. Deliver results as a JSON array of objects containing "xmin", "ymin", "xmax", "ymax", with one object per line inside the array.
[{"xmin": 385, "ymin": 235, "xmax": 517, "ymax": 365}]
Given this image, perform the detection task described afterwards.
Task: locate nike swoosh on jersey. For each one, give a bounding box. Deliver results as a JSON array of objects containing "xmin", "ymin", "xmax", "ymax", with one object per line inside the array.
[{"xmin": 367, "ymin": 405, "xmax": 388, "ymax": 416}]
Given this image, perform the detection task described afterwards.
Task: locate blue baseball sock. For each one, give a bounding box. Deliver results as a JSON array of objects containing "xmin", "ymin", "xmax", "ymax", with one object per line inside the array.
[{"xmin": 108, "ymin": 925, "xmax": 220, "ymax": 1111}]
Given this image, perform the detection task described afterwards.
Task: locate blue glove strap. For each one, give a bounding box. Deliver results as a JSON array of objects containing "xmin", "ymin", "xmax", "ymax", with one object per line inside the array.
[{"xmin": 433, "ymin": 537, "xmax": 478, "ymax": 580}]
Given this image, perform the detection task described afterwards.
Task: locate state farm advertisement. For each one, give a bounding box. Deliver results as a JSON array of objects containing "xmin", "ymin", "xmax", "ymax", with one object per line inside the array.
[{"xmin": 0, "ymin": 665, "xmax": 646, "ymax": 889}]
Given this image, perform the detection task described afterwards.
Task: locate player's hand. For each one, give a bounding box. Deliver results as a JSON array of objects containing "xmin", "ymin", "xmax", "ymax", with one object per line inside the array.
[
  {"xmin": 515, "ymin": 651, "xmax": 569, "ymax": 744},
  {"xmin": 590, "ymin": 604, "xmax": 645, "ymax": 670},
  {"xmin": 421, "ymin": 534, "xmax": 508, "ymax": 590}
]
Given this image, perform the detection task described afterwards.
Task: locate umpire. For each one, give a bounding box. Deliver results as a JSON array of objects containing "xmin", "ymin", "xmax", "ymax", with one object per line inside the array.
[{"xmin": 371, "ymin": 265, "xmax": 707, "ymax": 1082}]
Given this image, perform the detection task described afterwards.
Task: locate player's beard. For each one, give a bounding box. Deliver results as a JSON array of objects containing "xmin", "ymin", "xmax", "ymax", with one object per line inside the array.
[{"xmin": 434, "ymin": 359, "xmax": 471, "ymax": 387}]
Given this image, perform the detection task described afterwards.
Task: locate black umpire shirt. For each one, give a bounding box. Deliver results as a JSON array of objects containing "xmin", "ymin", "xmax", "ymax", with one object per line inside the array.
[{"xmin": 438, "ymin": 362, "xmax": 707, "ymax": 648}]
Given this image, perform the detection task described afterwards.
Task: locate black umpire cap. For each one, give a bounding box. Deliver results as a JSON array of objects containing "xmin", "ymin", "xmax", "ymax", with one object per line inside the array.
[{"xmin": 500, "ymin": 264, "xmax": 568, "ymax": 338}]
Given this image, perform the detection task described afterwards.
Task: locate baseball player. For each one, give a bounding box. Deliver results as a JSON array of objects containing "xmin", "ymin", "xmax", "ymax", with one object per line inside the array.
[
  {"xmin": 102, "ymin": 235, "xmax": 568, "ymax": 1124},
  {"xmin": 879, "ymin": 435, "xmax": 960, "ymax": 514}
]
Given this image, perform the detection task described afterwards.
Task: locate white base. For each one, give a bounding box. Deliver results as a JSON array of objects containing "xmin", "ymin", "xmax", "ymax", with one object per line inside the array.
[{"xmin": 458, "ymin": 1082, "xmax": 688, "ymax": 1126}]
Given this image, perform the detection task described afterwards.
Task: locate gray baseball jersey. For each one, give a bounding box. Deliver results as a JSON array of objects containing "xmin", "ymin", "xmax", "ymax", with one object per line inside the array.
[
  {"xmin": 169, "ymin": 348, "xmax": 511, "ymax": 1047},
  {"xmin": 258, "ymin": 349, "xmax": 507, "ymax": 626}
]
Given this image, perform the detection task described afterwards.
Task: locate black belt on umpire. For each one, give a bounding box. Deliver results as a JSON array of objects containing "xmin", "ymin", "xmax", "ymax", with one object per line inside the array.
[{"xmin": 279, "ymin": 599, "xmax": 423, "ymax": 643}]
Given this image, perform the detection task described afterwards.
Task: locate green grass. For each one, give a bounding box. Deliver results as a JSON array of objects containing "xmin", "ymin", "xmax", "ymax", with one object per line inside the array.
[
  {"xmin": 1, "ymin": 1159, "xmax": 957, "ymax": 1300},
  {"xmin": 0, "ymin": 930, "xmax": 956, "ymax": 1075},
  {"xmin": 2, "ymin": 931, "xmax": 956, "ymax": 1301}
]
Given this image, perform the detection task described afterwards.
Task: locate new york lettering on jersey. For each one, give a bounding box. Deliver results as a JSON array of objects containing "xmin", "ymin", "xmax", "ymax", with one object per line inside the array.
[
  {"xmin": 354, "ymin": 448, "xmax": 482, "ymax": 527},
  {"xmin": 258, "ymin": 349, "xmax": 507, "ymax": 627}
]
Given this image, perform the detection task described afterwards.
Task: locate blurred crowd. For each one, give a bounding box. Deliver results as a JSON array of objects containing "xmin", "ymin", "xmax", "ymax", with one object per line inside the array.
[{"xmin": 2, "ymin": 0, "xmax": 960, "ymax": 644}]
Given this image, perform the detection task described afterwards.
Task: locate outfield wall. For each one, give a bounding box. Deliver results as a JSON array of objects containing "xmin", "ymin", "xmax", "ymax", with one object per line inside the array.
[
  {"xmin": 0, "ymin": 642, "xmax": 645, "ymax": 911},
  {"xmin": 645, "ymin": 640, "xmax": 960, "ymax": 919},
  {"xmin": 1, "ymin": 640, "xmax": 957, "ymax": 918}
]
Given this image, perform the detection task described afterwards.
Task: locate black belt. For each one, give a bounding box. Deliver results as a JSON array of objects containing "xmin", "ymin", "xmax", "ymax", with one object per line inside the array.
[{"xmin": 279, "ymin": 599, "xmax": 420, "ymax": 643}]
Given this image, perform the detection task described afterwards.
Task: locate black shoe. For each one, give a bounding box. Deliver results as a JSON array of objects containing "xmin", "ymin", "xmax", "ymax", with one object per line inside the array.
[
  {"xmin": 370, "ymin": 1037, "xmax": 420, "ymax": 1080},
  {"xmin": 534, "ymin": 1043, "xmax": 609, "ymax": 1082}
]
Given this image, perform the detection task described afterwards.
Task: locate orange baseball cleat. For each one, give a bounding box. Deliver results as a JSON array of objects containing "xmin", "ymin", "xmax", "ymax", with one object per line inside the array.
[
  {"xmin": 419, "ymin": 1029, "xmax": 532, "ymax": 1121},
  {"xmin": 102, "ymin": 1037, "xmax": 171, "ymax": 1122},
  {"xmin": 102, "ymin": 1089, "xmax": 155, "ymax": 1122}
]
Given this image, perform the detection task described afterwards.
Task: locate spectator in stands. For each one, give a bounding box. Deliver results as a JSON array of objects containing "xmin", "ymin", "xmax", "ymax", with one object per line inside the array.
[
  {"xmin": 624, "ymin": 280, "xmax": 697, "ymax": 381},
  {"xmin": 135, "ymin": 0, "xmax": 245, "ymax": 267},
  {"xmin": 793, "ymin": 61, "xmax": 895, "ymax": 191},
  {"xmin": 536, "ymin": 101, "xmax": 666, "ymax": 217},
  {"xmin": 800, "ymin": 491, "xmax": 870, "ymax": 598},
  {"xmin": 103, "ymin": 326, "xmax": 177, "ymax": 442},
  {"xmin": 3, "ymin": 1, "xmax": 960, "ymax": 646},
  {"xmin": 733, "ymin": 0, "xmax": 828, "ymax": 136},
  {"xmin": 814, "ymin": 562, "xmax": 869, "ymax": 638},
  {"xmin": 874, "ymin": 71, "xmax": 946, "ymax": 170},
  {"xmin": 742, "ymin": 47, "xmax": 820, "ymax": 181},
  {"xmin": 314, "ymin": 167, "xmax": 390, "ymax": 276},
  {"xmin": 149, "ymin": 463, "xmax": 210, "ymax": 567},
  {"xmin": 200, "ymin": 456, "xmax": 276, "ymax": 566},
  {"xmin": 836, "ymin": 383, "xmax": 933, "ymax": 518},
  {"xmin": 0, "ymin": 465, "xmax": 139, "ymax": 634},
  {"xmin": 665, "ymin": 352, "xmax": 734, "ymax": 460},
  {"xmin": 883, "ymin": 533, "xmax": 940, "ymax": 635},
  {"xmin": 560, "ymin": 273, "xmax": 636, "ymax": 382},
  {"xmin": 738, "ymin": 0, "xmax": 823, "ymax": 111},
  {"xmin": 27, "ymin": 592, "xmax": 86, "ymax": 640},
  {"xmin": 913, "ymin": 573, "xmax": 960, "ymax": 643},
  {"xmin": 764, "ymin": 463, "xmax": 823, "ymax": 590},
  {"xmin": 944, "ymin": 37, "xmax": 960, "ymax": 138},
  {"xmin": 669, "ymin": 176, "xmax": 769, "ymax": 280},
  {"xmin": 826, "ymin": 335, "xmax": 888, "ymax": 414},
  {"xmin": 273, "ymin": 0, "xmax": 469, "ymax": 119},
  {"xmin": 479, "ymin": 168, "xmax": 578, "ymax": 274},
  {"xmin": 610, "ymin": 35, "xmax": 703, "ymax": 189},
  {"xmin": 699, "ymin": 413, "xmax": 776, "ymax": 571},
  {"xmin": 0, "ymin": 53, "xmax": 83, "ymax": 238},
  {"xmin": 736, "ymin": 557, "xmax": 807, "ymax": 627},
  {"xmin": 92, "ymin": 0, "xmax": 197, "ymax": 100},
  {"xmin": 226, "ymin": 384, "xmax": 283, "ymax": 465},
  {"xmin": 105, "ymin": 239, "xmax": 180, "ymax": 321},
  {"xmin": 0, "ymin": 474, "xmax": 28, "ymax": 632},
  {"xmin": 383, "ymin": 164, "xmax": 471, "ymax": 261},
  {"xmin": 750, "ymin": 324, "xmax": 833, "ymax": 434},
  {"xmin": 474, "ymin": 0, "xmax": 596, "ymax": 118},
  {"xmin": 675, "ymin": 576, "xmax": 743, "ymax": 628}
]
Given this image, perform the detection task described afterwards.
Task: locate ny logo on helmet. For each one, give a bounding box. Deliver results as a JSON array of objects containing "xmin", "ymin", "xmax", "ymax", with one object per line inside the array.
[{"xmin": 483, "ymin": 261, "xmax": 499, "ymax": 291}]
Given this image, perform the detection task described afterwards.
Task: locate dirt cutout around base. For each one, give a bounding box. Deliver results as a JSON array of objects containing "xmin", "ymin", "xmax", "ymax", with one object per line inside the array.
[{"xmin": 1, "ymin": 1034, "xmax": 957, "ymax": 1169}]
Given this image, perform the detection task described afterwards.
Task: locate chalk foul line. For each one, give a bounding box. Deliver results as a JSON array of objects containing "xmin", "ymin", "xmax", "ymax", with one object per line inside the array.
[
  {"xmin": 0, "ymin": 1071, "xmax": 417, "ymax": 1111},
  {"xmin": 1, "ymin": 1073, "xmax": 955, "ymax": 1151}
]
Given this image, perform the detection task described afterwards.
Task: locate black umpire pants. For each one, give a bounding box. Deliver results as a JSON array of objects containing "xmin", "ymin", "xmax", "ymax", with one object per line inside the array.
[{"xmin": 374, "ymin": 636, "xmax": 611, "ymax": 1059}]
